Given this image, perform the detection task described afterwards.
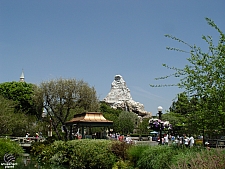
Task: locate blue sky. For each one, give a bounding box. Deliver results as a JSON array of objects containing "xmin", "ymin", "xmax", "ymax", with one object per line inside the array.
[{"xmin": 0, "ymin": 1, "xmax": 224, "ymax": 115}]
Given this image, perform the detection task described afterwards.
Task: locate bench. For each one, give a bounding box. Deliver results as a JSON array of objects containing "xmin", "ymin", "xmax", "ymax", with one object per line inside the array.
[{"xmin": 207, "ymin": 139, "xmax": 225, "ymax": 148}]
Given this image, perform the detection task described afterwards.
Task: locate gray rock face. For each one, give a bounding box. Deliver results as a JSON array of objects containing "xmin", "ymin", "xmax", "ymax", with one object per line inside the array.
[{"xmin": 103, "ymin": 75, "xmax": 152, "ymax": 117}]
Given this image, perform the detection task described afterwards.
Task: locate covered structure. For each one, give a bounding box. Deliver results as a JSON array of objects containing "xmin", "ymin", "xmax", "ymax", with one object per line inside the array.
[{"xmin": 65, "ymin": 112, "xmax": 113, "ymax": 139}]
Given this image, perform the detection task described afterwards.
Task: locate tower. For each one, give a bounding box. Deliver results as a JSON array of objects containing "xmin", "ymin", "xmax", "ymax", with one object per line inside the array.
[{"xmin": 19, "ymin": 70, "xmax": 25, "ymax": 82}]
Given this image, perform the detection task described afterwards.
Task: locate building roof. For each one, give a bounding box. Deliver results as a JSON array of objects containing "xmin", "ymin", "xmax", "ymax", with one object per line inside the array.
[{"xmin": 65, "ymin": 112, "xmax": 113, "ymax": 127}]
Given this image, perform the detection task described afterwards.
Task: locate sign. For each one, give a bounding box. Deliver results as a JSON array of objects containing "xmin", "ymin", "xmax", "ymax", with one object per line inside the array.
[{"xmin": 1, "ymin": 153, "xmax": 17, "ymax": 168}]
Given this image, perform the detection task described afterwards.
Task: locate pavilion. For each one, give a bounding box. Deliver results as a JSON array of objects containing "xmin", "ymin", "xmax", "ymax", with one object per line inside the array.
[{"xmin": 65, "ymin": 112, "xmax": 113, "ymax": 139}]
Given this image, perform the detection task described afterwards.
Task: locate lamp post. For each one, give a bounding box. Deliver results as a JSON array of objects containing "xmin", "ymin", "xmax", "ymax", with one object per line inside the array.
[{"xmin": 157, "ymin": 106, "xmax": 163, "ymax": 145}]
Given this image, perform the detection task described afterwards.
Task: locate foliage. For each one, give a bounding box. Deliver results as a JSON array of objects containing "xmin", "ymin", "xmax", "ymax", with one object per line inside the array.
[
  {"xmin": 0, "ymin": 82, "xmax": 44, "ymax": 137},
  {"xmin": 100, "ymin": 102, "xmax": 122, "ymax": 117},
  {"xmin": 127, "ymin": 145, "xmax": 205, "ymax": 169},
  {"xmin": 0, "ymin": 96, "xmax": 16, "ymax": 135},
  {"xmin": 110, "ymin": 141, "xmax": 132, "ymax": 160},
  {"xmin": 32, "ymin": 139, "xmax": 117, "ymax": 169},
  {"xmin": 30, "ymin": 140, "xmax": 225, "ymax": 169},
  {"xmin": 170, "ymin": 148, "xmax": 225, "ymax": 169},
  {"xmin": 136, "ymin": 146, "xmax": 174, "ymax": 169},
  {"xmin": 112, "ymin": 159, "xmax": 130, "ymax": 169},
  {"xmin": 30, "ymin": 139, "xmax": 54, "ymax": 157},
  {"xmin": 114, "ymin": 111, "xmax": 138, "ymax": 134},
  {"xmin": 34, "ymin": 78, "xmax": 100, "ymax": 140},
  {"xmin": 138, "ymin": 118, "xmax": 151, "ymax": 135},
  {"xmin": 151, "ymin": 18, "xmax": 225, "ymax": 137},
  {"xmin": 100, "ymin": 103, "xmax": 122, "ymax": 133},
  {"xmin": 127, "ymin": 145, "xmax": 149, "ymax": 166},
  {"xmin": 0, "ymin": 81, "xmax": 37, "ymax": 115},
  {"xmin": 0, "ymin": 138, "xmax": 24, "ymax": 160},
  {"xmin": 169, "ymin": 92, "xmax": 198, "ymax": 115},
  {"xmin": 162, "ymin": 112, "xmax": 186, "ymax": 136},
  {"xmin": 0, "ymin": 95, "xmax": 36, "ymax": 136}
]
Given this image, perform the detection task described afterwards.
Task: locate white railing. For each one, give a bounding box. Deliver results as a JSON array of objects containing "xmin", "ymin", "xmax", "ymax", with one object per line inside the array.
[{"xmin": 0, "ymin": 136, "xmax": 45, "ymax": 146}]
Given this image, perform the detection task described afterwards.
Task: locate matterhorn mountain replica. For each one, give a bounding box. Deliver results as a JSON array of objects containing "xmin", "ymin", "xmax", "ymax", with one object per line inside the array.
[{"xmin": 103, "ymin": 75, "xmax": 152, "ymax": 118}]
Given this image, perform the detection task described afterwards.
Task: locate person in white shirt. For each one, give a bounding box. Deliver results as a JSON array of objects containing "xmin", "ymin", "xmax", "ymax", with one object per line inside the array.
[
  {"xmin": 184, "ymin": 136, "xmax": 190, "ymax": 147},
  {"xmin": 164, "ymin": 134, "xmax": 169, "ymax": 145},
  {"xmin": 189, "ymin": 136, "xmax": 194, "ymax": 147},
  {"xmin": 126, "ymin": 135, "xmax": 132, "ymax": 144}
]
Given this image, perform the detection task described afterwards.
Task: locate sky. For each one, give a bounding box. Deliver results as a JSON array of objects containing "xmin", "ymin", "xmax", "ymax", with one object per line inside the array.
[{"xmin": 0, "ymin": 1, "xmax": 224, "ymax": 116}]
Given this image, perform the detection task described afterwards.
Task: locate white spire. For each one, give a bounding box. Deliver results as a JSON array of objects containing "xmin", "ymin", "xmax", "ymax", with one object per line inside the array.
[{"xmin": 19, "ymin": 69, "xmax": 25, "ymax": 82}]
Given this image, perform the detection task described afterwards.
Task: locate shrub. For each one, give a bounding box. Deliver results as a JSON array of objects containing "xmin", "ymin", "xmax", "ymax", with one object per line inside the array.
[
  {"xmin": 127, "ymin": 145, "xmax": 149, "ymax": 166},
  {"xmin": 111, "ymin": 141, "xmax": 132, "ymax": 160},
  {"xmin": 169, "ymin": 148, "xmax": 225, "ymax": 169},
  {"xmin": 112, "ymin": 159, "xmax": 131, "ymax": 169},
  {"xmin": 0, "ymin": 138, "xmax": 24, "ymax": 160},
  {"xmin": 136, "ymin": 146, "xmax": 175, "ymax": 169},
  {"xmin": 67, "ymin": 139, "xmax": 116, "ymax": 169},
  {"xmin": 34, "ymin": 139, "xmax": 117, "ymax": 169}
]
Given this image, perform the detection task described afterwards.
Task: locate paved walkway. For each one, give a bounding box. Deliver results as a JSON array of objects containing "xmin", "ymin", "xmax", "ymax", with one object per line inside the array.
[{"xmin": 134, "ymin": 140, "xmax": 158, "ymax": 146}]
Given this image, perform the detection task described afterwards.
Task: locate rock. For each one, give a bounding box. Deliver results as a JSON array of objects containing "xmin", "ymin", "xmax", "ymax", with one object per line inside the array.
[{"xmin": 103, "ymin": 75, "xmax": 152, "ymax": 117}]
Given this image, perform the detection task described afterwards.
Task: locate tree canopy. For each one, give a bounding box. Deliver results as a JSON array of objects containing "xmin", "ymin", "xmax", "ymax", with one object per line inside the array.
[
  {"xmin": 0, "ymin": 81, "xmax": 36, "ymax": 115},
  {"xmin": 151, "ymin": 18, "xmax": 225, "ymax": 137},
  {"xmin": 34, "ymin": 78, "xmax": 100, "ymax": 140},
  {"xmin": 114, "ymin": 111, "xmax": 138, "ymax": 135},
  {"xmin": 0, "ymin": 95, "xmax": 40, "ymax": 136}
]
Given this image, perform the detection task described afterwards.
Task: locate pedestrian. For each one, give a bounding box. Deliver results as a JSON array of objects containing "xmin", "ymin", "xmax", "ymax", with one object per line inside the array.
[
  {"xmin": 119, "ymin": 135, "xmax": 123, "ymax": 142},
  {"xmin": 35, "ymin": 133, "xmax": 39, "ymax": 138},
  {"xmin": 39, "ymin": 132, "xmax": 42, "ymax": 138},
  {"xmin": 171, "ymin": 135, "xmax": 175, "ymax": 143},
  {"xmin": 164, "ymin": 134, "xmax": 169, "ymax": 145},
  {"xmin": 189, "ymin": 136, "xmax": 194, "ymax": 147},
  {"xmin": 205, "ymin": 142, "xmax": 210, "ymax": 150},
  {"xmin": 26, "ymin": 133, "xmax": 30, "ymax": 138},
  {"xmin": 126, "ymin": 135, "xmax": 132, "ymax": 144},
  {"xmin": 184, "ymin": 136, "xmax": 189, "ymax": 147}
]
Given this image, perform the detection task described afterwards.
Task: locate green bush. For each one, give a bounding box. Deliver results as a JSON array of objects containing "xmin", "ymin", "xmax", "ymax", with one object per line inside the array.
[
  {"xmin": 0, "ymin": 138, "xmax": 24, "ymax": 160},
  {"xmin": 127, "ymin": 144, "xmax": 225, "ymax": 169},
  {"xmin": 33, "ymin": 139, "xmax": 117, "ymax": 169},
  {"xmin": 111, "ymin": 141, "xmax": 132, "ymax": 160},
  {"xmin": 112, "ymin": 159, "xmax": 131, "ymax": 169},
  {"xmin": 30, "ymin": 139, "xmax": 56, "ymax": 165},
  {"xmin": 136, "ymin": 146, "xmax": 175, "ymax": 169},
  {"xmin": 170, "ymin": 148, "xmax": 225, "ymax": 169},
  {"xmin": 67, "ymin": 140, "xmax": 117, "ymax": 169},
  {"xmin": 31, "ymin": 140, "xmax": 225, "ymax": 169},
  {"xmin": 127, "ymin": 145, "xmax": 149, "ymax": 166}
]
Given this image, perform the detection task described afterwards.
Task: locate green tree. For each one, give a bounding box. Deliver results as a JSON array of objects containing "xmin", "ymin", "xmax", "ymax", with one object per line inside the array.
[
  {"xmin": 162, "ymin": 112, "xmax": 185, "ymax": 136},
  {"xmin": 151, "ymin": 18, "xmax": 225, "ymax": 137},
  {"xmin": 34, "ymin": 78, "xmax": 100, "ymax": 140},
  {"xmin": 0, "ymin": 81, "xmax": 37, "ymax": 115},
  {"xmin": 115, "ymin": 111, "xmax": 138, "ymax": 134},
  {"xmin": 138, "ymin": 118, "xmax": 150, "ymax": 135},
  {"xmin": 0, "ymin": 96, "xmax": 16, "ymax": 135},
  {"xmin": 100, "ymin": 102, "xmax": 122, "ymax": 132},
  {"xmin": 169, "ymin": 92, "xmax": 191, "ymax": 115},
  {"xmin": 0, "ymin": 95, "xmax": 37, "ymax": 136}
]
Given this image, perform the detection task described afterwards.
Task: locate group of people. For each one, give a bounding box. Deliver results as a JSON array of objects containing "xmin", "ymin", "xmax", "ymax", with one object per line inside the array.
[
  {"xmin": 109, "ymin": 133, "xmax": 133, "ymax": 144},
  {"xmin": 173, "ymin": 134, "xmax": 195, "ymax": 147},
  {"xmin": 158, "ymin": 134, "xmax": 169, "ymax": 145},
  {"xmin": 25, "ymin": 132, "xmax": 42, "ymax": 139},
  {"xmin": 158, "ymin": 134, "xmax": 195, "ymax": 147}
]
